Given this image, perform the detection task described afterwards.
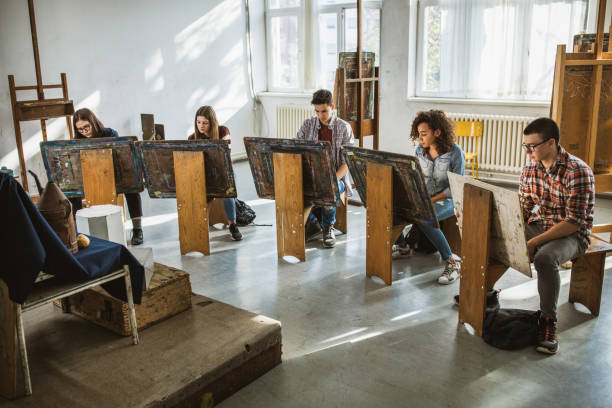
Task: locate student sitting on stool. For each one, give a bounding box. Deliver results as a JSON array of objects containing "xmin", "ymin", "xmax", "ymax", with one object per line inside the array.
[
  {"xmin": 394, "ymin": 110, "xmax": 465, "ymax": 285},
  {"xmin": 188, "ymin": 105, "xmax": 242, "ymax": 241},
  {"xmin": 296, "ymin": 89, "xmax": 355, "ymax": 248},
  {"xmin": 71, "ymin": 108, "xmax": 145, "ymax": 246},
  {"xmin": 518, "ymin": 118, "xmax": 594, "ymax": 355}
]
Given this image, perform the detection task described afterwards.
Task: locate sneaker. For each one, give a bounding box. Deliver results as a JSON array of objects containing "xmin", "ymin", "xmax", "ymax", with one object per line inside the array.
[
  {"xmin": 392, "ymin": 244, "xmax": 414, "ymax": 259},
  {"xmin": 438, "ymin": 259, "xmax": 460, "ymax": 285},
  {"xmin": 229, "ymin": 223, "xmax": 243, "ymax": 241},
  {"xmin": 322, "ymin": 226, "xmax": 336, "ymax": 248},
  {"xmin": 305, "ymin": 220, "xmax": 322, "ymax": 242},
  {"xmin": 131, "ymin": 228, "xmax": 143, "ymax": 246},
  {"xmin": 536, "ymin": 315, "xmax": 559, "ymax": 354}
]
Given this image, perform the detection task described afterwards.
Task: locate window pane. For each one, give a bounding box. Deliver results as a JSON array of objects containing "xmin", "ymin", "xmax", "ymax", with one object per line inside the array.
[
  {"xmin": 268, "ymin": 0, "xmax": 300, "ymax": 9},
  {"xmin": 344, "ymin": 8, "xmax": 380, "ymax": 64},
  {"xmin": 319, "ymin": 13, "xmax": 338, "ymax": 90},
  {"xmin": 422, "ymin": 6, "xmax": 441, "ymax": 92},
  {"xmin": 270, "ymin": 15, "xmax": 299, "ymax": 89}
]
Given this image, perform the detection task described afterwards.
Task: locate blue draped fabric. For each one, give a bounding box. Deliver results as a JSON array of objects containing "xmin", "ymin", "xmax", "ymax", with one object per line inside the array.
[{"xmin": 0, "ymin": 173, "xmax": 143, "ymax": 304}]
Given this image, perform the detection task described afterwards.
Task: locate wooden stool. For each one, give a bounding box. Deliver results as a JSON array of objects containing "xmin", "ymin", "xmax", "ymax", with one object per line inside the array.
[
  {"xmin": 569, "ymin": 235, "xmax": 612, "ymax": 316},
  {"xmin": 208, "ymin": 198, "xmax": 229, "ymax": 226}
]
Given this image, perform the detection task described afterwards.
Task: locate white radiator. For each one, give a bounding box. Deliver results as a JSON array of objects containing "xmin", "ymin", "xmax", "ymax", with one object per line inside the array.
[
  {"xmin": 276, "ymin": 105, "xmax": 314, "ymax": 139},
  {"xmin": 447, "ymin": 112, "xmax": 537, "ymax": 177}
]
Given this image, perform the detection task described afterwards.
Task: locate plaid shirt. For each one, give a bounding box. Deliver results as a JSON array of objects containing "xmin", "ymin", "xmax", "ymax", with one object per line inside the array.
[
  {"xmin": 296, "ymin": 115, "xmax": 355, "ymax": 196},
  {"xmin": 519, "ymin": 146, "xmax": 594, "ymax": 249}
]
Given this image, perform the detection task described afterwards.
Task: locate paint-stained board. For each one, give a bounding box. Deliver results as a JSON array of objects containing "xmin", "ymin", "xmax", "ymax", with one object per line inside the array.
[
  {"xmin": 343, "ymin": 146, "xmax": 437, "ymax": 228},
  {"xmin": 448, "ymin": 173, "xmax": 531, "ymax": 277},
  {"xmin": 244, "ymin": 137, "xmax": 339, "ymax": 207},
  {"xmin": 40, "ymin": 137, "xmax": 143, "ymax": 197},
  {"xmin": 136, "ymin": 140, "xmax": 235, "ymax": 199}
]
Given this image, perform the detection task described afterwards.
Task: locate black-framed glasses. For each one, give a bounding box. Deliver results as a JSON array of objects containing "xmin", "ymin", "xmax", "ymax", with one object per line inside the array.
[
  {"xmin": 522, "ymin": 138, "xmax": 550, "ymax": 153},
  {"xmin": 77, "ymin": 124, "xmax": 91, "ymax": 133}
]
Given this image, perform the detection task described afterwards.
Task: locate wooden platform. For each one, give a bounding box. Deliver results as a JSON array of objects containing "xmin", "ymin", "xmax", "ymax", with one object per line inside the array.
[{"xmin": 0, "ymin": 295, "xmax": 282, "ymax": 407}]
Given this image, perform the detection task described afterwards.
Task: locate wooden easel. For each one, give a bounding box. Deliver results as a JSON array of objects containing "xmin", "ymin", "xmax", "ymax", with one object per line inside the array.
[
  {"xmin": 333, "ymin": 0, "xmax": 380, "ymax": 150},
  {"xmin": 0, "ymin": 280, "xmax": 18, "ymax": 399},
  {"xmin": 81, "ymin": 149, "xmax": 117, "ymax": 207},
  {"xmin": 457, "ymin": 184, "xmax": 509, "ymax": 336},
  {"xmin": 551, "ymin": 0, "xmax": 612, "ymax": 239},
  {"xmin": 8, "ymin": 0, "xmax": 75, "ymax": 192},
  {"xmin": 365, "ymin": 163, "xmax": 409, "ymax": 285},
  {"xmin": 173, "ymin": 151, "xmax": 211, "ymax": 255},
  {"xmin": 273, "ymin": 152, "xmax": 312, "ymax": 262}
]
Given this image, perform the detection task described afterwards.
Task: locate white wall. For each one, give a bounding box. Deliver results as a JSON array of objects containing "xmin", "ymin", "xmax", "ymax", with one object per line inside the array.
[
  {"xmin": 0, "ymin": 0, "xmax": 267, "ymax": 188},
  {"xmin": 379, "ymin": 0, "xmax": 550, "ymax": 156}
]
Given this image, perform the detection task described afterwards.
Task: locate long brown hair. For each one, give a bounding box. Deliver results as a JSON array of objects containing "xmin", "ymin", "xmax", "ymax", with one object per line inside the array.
[
  {"xmin": 409, "ymin": 110, "xmax": 455, "ymax": 154},
  {"xmin": 193, "ymin": 106, "xmax": 220, "ymax": 140},
  {"xmin": 73, "ymin": 108, "xmax": 105, "ymax": 139}
]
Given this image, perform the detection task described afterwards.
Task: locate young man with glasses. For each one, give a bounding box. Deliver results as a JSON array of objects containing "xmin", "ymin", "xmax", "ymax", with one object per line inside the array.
[{"xmin": 519, "ymin": 118, "xmax": 594, "ymax": 354}]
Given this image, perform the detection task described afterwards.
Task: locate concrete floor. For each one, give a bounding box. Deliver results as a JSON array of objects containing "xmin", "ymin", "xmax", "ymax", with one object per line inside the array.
[{"xmin": 135, "ymin": 160, "xmax": 612, "ymax": 408}]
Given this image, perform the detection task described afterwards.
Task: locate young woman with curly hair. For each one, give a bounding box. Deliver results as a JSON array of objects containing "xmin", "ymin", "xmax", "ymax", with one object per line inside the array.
[{"xmin": 394, "ymin": 110, "xmax": 465, "ymax": 284}]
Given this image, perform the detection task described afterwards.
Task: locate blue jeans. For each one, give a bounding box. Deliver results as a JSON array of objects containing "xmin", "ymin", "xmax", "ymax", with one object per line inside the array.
[
  {"xmin": 307, "ymin": 180, "xmax": 345, "ymax": 228},
  {"xmin": 416, "ymin": 198, "xmax": 455, "ymax": 261},
  {"xmin": 223, "ymin": 198, "xmax": 236, "ymax": 222}
]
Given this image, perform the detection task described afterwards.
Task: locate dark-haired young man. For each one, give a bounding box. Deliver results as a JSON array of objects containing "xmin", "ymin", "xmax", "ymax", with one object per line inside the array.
[
  {"xmin": 296, "ymin": 89, "xmax": 355, "ymax": 248},
  {"xmin": 519, "ymin": 117, "xmax": 594, "ymax": 354}
]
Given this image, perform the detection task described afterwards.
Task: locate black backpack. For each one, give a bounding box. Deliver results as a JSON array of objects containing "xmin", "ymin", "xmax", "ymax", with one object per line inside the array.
[
  {"xmin": 235, "ymin": 199, "xmax": 256, "ymax": 226},
  {"xmin": 483, "ymin": 308, "xmax": 540, "ymax": 350}
]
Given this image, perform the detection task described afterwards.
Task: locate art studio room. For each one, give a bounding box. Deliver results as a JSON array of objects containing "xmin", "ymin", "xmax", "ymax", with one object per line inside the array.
[{"xmin": 2, "ymin": 0, "xmax": 612, "ymax": 406}]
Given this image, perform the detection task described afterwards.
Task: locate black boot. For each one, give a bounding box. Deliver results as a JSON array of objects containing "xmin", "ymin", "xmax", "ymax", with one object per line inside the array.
[{"xmin": 131, "ymin": 228, "xmax": 143, "ymax": 245}]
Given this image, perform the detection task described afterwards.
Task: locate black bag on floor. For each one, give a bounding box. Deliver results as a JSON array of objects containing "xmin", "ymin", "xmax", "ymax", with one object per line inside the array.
[
  {"xmin": 235, "ymin": 199, "xmax": 256, "ymax": 226},
  {"xmin": 483, "ymin": 308, "xmax": 540, "ymax": 350}
]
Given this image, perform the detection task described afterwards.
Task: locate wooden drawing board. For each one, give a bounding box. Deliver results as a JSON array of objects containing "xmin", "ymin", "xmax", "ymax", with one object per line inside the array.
[
  {"xmin": 448, "ymin": 173, "xmax": 531, "ymax": 277},
  {"xmin": 243, "ymin": 137, "xmax": 340, "ymax": 207},
  {"xmin": 40, "ymin": 137, "xmax": 143, "ymax": 197},
  {"xmin": 342, "ymin": 146, "xmax": 437, "ymax": 228},
  {"xmin": 136, "ymin": 140, "xmax": 235, "ymax": 200}
]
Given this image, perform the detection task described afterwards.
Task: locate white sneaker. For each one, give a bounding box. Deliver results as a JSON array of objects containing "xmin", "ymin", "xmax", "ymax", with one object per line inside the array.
[
  {"xmin": 392, "ymin": 244, "xmax": 414, "ymax": 259},
  {"xmin": 438, "ymin": 259, "xmax": 460, "ymax": 285}
]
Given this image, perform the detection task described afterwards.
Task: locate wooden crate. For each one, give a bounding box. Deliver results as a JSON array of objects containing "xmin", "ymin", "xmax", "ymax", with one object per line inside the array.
[{"xmin": 59, "ymin": 263, "xmax": 192, "ymax": 336}]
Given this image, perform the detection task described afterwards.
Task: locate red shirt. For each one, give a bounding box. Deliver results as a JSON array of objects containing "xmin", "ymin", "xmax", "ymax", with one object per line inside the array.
[
  {"xmin": 318, "ymin": 122, "xmax": 332, "ymax": 143},
  {"xmin": 519, "ymin": 146, "xmax": 594, "ymax": 249}
]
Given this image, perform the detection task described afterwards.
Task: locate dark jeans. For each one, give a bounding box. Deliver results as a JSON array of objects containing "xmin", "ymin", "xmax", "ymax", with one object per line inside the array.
[
  {"xmin": 307, "ymin": 180, "xmax": 345, "ymax": 228},
  {"xmin": 525, "ymin": 222, "xmax": 586, "ymax": 320},
  {"xmin": 69, "ymin": 192, "xmax": 143, "ymax": 219}
]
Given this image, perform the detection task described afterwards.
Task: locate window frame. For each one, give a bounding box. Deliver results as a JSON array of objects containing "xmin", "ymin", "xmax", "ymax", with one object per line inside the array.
[{"xmin": 265, "ymin": 0, "xmax": 382, "ymax": 93}]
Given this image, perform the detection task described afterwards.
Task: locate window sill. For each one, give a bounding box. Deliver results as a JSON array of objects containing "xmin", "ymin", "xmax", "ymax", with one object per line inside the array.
[{"xmin": 406, "ymin": 96, "xmax": 550, "ymax": 108}]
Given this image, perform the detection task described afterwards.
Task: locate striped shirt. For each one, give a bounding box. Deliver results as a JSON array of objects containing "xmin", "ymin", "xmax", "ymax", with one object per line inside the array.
[
  {"xmin": 295, "ymin": 115, "xmax": 355, "ymax": 196},
  {"xmin": 519, "ymin": 146, "xmax": 594, "ymax": 249}
]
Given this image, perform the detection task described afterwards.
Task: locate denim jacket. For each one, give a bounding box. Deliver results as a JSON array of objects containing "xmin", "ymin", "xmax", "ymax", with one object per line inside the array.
[{"xmin": 416, "ymin": 143, "xmax": 465, "ymax": 198}]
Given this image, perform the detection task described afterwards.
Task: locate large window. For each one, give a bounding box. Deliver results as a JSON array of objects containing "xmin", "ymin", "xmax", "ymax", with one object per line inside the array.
[
  {"xmin": 266, "ymin": 1, "xmax": 381, "ymax": 92},
  {"xmin": 416, "ymin": 0, "xmax": 588, "ymax": 101}
]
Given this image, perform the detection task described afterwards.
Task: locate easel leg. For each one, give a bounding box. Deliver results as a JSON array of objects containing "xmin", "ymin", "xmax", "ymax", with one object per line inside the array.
[
  {"xmin": 366, "ymin": 163, "xmax": 394, "ymax": 285},
  {"xmin": 273, "ymin": 153, "xmax": 306, "ymax": 261},
  {"xmin": 569, "ymin": 253, "xmax": 605, "ymax": 316},
  {"xmin": 15, "ymin": 306, "xmax": 31, "ymax": 396},
  {"xmin": 458, "ymin": 184, "xmax": 493, "ymax": 336},
  {"xmin": 0, "ymin": 280, "xmax": 18, "ymax": 399},
  {"xmin": 174, "ymin": 151, "xmax": 210, "ymax": 255},
  {"xmin": 334, "ymin": 192, "xmax": 348, "ymax": 235},
  {"xmin": 81, "ymin": 149, "xmax": 117, "ymax": 207}
]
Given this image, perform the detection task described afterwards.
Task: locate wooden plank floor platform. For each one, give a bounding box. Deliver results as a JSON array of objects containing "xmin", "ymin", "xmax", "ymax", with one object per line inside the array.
[{"xmin": 0, "ymin": 295, "xmax": 282, "ymax": 407}]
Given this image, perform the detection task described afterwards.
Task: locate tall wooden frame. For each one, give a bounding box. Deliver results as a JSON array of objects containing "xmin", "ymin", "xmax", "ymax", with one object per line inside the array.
[
  {"xmin": 333, "ymin": 0, "xmax": 380, "ymax": 150},
  {"xmin": 551, "ymin": 0, "xmax": 612, "ymax": 238},
  {"xmin": 8, "ymin": 0, "xmax": 75, "ymax": 192}
]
